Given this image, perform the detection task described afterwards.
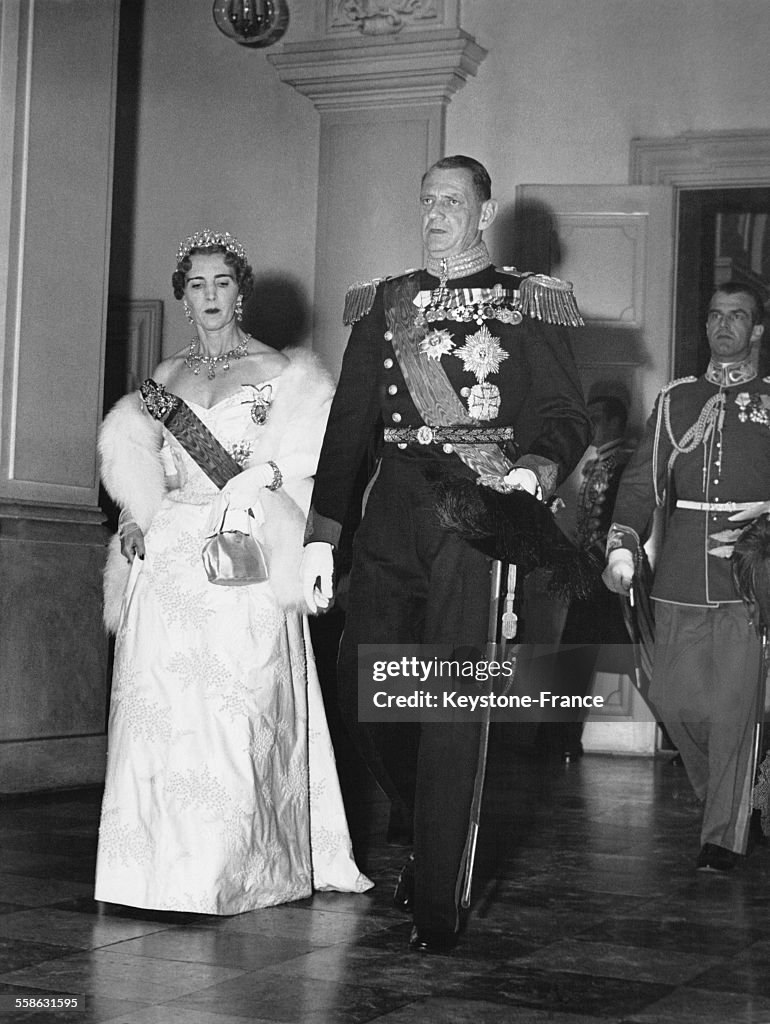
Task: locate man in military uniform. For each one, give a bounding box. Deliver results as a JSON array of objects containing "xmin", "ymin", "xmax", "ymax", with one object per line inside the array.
[
  {"xmin": 604, "ymin": 281, "xmax": 768, "ymax": 872},
  {"xmin": 301, "ymin": 155, "xmax": 590, "ymax": 952},
  {"xmin": 538, "ymin": 380, "xmax": 635, "ymax": 762}
]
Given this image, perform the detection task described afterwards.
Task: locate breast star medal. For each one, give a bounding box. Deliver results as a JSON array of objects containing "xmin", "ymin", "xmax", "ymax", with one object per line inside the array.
[{"xmin": 454, "ymin": 324, "xmax": 508, "ymax": 420}]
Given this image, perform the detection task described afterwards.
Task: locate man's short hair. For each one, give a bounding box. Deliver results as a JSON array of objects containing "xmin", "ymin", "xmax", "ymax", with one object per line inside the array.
[
  {"xmin": 712, "ymin": 280, "xmax": 767, "ymax": 326},
  {"xmin": 423, "ymin": 155, "xmax": 492, "ymax": 201}
]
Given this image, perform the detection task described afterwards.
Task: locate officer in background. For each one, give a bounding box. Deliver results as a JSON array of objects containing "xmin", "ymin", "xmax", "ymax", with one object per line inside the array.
[
  {"xmin": 538, "ymin": 380, "xmax": 636, "ymax": 761},
  {"xmin": 301, "ymin": 155, "xmax": 590, "ymax": 952},
  {"xmin": 604, "ymin": 281, "xmax": 768, "ymax": 872}
]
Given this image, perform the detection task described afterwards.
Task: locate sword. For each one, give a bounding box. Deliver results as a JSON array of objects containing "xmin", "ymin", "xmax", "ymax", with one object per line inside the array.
[{"xmin": 460, "ymin": 560, "xmax": 518, "ymax": 909}]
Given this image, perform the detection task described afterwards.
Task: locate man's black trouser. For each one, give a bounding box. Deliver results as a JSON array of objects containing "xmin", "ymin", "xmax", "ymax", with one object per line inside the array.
[{"xmin": 337, "ymin": 454, "xmax": 490, "ymax": 932}]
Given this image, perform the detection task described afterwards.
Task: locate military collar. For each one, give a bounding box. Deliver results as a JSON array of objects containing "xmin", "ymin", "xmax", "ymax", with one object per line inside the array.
[
  {"xmin": 425, "ymin": 242, "xmax": 492, "ymax": 285},
  {"xmin": 705, "ymin": 358, "xmax": 756, "ymax": 387}
]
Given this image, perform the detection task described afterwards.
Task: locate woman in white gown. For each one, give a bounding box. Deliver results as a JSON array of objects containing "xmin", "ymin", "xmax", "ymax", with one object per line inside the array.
[{"xmin": 94, "ymin": 230, "xmax": 371, "ymax": 914}]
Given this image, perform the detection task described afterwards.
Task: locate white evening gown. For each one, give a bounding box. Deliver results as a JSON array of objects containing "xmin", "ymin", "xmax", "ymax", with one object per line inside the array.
[{"xmin": 94, "ymin": 386, "xmax": 372, "ymax": 913}]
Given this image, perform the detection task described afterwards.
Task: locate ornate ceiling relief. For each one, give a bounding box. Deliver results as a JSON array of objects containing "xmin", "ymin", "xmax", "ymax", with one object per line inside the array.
[{"xmin": 327, "ymin": 0, "xmax": 444, "ymax": 36}]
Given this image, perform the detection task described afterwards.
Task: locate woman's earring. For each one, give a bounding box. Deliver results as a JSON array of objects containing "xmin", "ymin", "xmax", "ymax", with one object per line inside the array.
[
  {"xmin": 183, "ymin": 299, "xmax": 195, "ymax": 324},
  {"xmin": 235, "ymin": 294, "xmax": 244, "ymax": 323}
]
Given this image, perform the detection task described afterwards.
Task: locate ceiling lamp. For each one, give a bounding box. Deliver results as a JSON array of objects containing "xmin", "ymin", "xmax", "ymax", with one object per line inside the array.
[{"xmin": 212, "ymin": 0, "xmax": 289, "ymax": 47}]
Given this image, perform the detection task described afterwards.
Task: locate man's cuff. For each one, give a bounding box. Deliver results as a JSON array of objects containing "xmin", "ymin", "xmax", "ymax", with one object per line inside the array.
[
  {"xmin": 606, "ymin": 522, "xmax": 641, "ymax": 557},
  {"xmin": 512, "ymin": 454, "xmax": 558, "ymax": 500},
  {"xmin": 304, "ymin": 507, "xmax": 341, "ymax": 548}
]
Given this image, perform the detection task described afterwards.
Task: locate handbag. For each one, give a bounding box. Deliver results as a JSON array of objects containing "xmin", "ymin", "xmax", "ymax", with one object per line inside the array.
[{"xmin": 202, "ymin": 501, "xmax": 269, "ymax": 586}]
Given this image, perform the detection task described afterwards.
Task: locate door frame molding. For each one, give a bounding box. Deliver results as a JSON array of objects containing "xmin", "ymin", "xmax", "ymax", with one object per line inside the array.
[{"xmin": 631, "ymin": 130, "xmax": 770, "ymax": 188}]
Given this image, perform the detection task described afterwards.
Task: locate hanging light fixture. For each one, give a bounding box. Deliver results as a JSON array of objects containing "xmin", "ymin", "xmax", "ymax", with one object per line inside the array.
[{"xmin": 212, "ymin": 0, "xmax": 289, "ymax": 48}]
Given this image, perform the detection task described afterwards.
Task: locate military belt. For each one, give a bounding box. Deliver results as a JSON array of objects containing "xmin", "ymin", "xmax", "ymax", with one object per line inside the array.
[
  {"xmin": 676, "ymin": 500, "xmax": 757, "ymax": 513},
  {"xmin": 383, "ymin": 425, "xmax": 516, "ymax": 446}
]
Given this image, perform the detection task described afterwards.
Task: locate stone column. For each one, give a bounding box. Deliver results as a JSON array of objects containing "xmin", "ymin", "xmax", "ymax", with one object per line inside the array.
[
  {"xmin": 0, "ymin": 0, "xmax": 120, "ymax": 791},
  {"xmin": 268, "ymin": 4, "xmax": 486, "ymax": 375}
]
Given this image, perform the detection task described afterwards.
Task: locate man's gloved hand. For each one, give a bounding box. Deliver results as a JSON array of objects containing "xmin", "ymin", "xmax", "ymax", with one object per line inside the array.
[
  {"xmin": 301, "ymin": 542, "xmax": 335, "ymax": 614},
  {"xmin": 503, "ymin": 467, "xmax": 540, "ymax": 496},
  {"xmin": 603, "ymin": 548, "xmax": 634, "ymax": 594}
]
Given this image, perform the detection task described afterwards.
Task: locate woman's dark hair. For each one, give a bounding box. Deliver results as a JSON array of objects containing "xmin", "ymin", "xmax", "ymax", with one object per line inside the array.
[{"xmin": 172, "ymin": 244, "xmax": 254, "ymax": 300}]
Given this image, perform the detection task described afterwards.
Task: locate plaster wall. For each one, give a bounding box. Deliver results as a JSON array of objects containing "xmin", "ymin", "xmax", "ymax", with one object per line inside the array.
[
  {"xmin": 112, "ymin": 0, "xmax": 320, "ymax": 358},
  {"xmin": 119, "ymin": 1, "xmax": 770, "ymax": 359},
  {"xmin": 453, "ymin": 0, "xmax": 770, "ymax": 257}
]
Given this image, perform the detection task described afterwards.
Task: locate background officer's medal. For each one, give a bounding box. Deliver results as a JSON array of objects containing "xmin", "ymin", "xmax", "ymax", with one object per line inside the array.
[{"xmin": 467, "ymin": 382, "xmax": 501, "ymax": 420}]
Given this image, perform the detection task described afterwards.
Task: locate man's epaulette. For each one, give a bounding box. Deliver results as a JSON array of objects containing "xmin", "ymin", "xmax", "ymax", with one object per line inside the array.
[
  {"xmin": 511, "ymin": 271, "xmax": 585, "ymax": 328},
  {"xmin": 343, "ymin": 278, "xmax": 383, "ymax": 325}
]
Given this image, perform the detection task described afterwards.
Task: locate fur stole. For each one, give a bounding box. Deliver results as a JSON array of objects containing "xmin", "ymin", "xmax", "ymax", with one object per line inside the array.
[{"xmin": 100, "ymin": 346, "xmax": 334, "ymax": 632}]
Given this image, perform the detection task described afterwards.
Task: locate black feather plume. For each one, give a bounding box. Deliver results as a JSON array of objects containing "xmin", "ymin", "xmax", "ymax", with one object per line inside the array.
[
  {"xmin": 432, "ymin": 476, "xmax": 602, "ymax": 601},
  {"xmin": 731, "ymin": 513, "xmax": 770, "ymax": 634}
]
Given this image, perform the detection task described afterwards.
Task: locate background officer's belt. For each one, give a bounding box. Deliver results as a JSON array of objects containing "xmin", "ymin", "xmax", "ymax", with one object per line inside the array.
[
  {"xmin": 676, "ymin": 499, "xmax": 757, "ymax": 512},
  {"xmin": 384, "ymin": 425, "xmax": 515, "ymax": 445}
]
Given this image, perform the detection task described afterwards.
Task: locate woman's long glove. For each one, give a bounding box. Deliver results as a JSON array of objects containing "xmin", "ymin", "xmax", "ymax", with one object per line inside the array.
[{"xmin": 221, "ymin": 462, "xmax": 278, "ymax": 508}]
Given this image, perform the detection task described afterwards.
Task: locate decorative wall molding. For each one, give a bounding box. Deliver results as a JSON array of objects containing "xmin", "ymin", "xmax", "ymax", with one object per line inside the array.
[
  {"xmin": 631, "ymin": 130, "xmax": 770, "ymax": 187},
  {"xmin": 557, "ymin": 214, "xmax": 647, "ymax": 328},
  {"xmin": 268, "ymin": 29, "xmax": 486, "ymax": 111},
  {"xmin": 106, "ymin": 299, "xmax": 163, "ymax": 396},
  {"xmin": 325, "ymin": 0, "xmax": 458, "ymax": 37}
]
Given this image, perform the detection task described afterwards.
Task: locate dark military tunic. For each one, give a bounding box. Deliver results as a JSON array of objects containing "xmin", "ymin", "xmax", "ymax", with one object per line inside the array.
[
  {"xmin": 608, "ymin": 360, "xmax": 769, "ymax": 854},
  {"xmin": 308, "ymin": 266, "xmax": 590, "ymax": 546},
  {"xmin": 610, "ymin": 367, "xmax": 770, "ymax": 605},
  {"xmin": 306, "ymin": 264, "xmax": 590, "ymax": 932}
]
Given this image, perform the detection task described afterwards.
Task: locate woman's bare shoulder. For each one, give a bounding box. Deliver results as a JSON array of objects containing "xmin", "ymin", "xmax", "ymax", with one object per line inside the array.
[
  {"xmin": 152, "ymin": 348, "xmax": 190, "ymax": 386},
  {"xmin": 247, "ymin": 342, "xmax": 290, "ymax": 381}
]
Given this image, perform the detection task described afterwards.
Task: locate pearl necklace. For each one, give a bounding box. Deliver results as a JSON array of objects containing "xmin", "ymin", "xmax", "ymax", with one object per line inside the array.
[{"xmin": 185, "ymin": 334, "xmax": 250, "ymax": 379}]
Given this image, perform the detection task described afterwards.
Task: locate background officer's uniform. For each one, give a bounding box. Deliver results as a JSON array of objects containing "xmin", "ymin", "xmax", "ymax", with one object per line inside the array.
[{"xmin": 608, "ymin": 360, "xmax": 770, "ymax": 855}]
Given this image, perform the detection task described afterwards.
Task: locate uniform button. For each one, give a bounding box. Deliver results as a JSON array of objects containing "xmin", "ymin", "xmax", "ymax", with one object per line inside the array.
[
  {"xmin": 391, "ymin": 412, "xmax": 402, "ymax": 423},
  {"xmin": 443, "ymin": 443, "xmax": 454, "ymax": 454},
  {"xmin": 713, "ymin": 479, "xmax": 719, "ymax": 485},
  {"xmin": 388, "ymin": 384, "xmax": 398, "ymax": 395},
  {"xmin": 383, "ymin": 357, "xmax": 394, "ymax": 369},
  {"xmin": 384, "ymin": 331, "xmax": 394, "ymax": 341},
  {"xmin": 397, "ymin": 442, "xmax": 407, "ymax": 450},
  {"xmin": 461, "ymin": 387, "xmax": 471, "ymax": 398}
]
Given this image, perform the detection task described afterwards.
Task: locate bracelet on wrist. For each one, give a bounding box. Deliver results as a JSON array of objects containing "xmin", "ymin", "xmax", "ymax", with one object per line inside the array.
[{"xmin": 265, "ymin": 460, "xmax": 283, "ymax": 491}]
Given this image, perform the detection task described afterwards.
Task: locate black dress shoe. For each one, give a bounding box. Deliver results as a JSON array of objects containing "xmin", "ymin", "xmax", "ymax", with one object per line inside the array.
[
  {"xmin": 409, "ymin": 925, "xmax": 458, "ymax": 954},
  {"xmin": 696, "ymin": 843, "xmax": 738, "ymax": 872},
  {"xmin": 392, "ymin": 854, "xmax": 414, "ymax": 912}
]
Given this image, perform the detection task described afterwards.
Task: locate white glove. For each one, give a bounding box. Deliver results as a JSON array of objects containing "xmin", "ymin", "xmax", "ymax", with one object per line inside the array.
[
  {"xmin": 603, "ymin": 548, "xmax": 634, "ymax": 594},
  {"xmin": 503, "ymin": 467, "xmax": 540, "ymax": 497},
  {"xmin": 222, "ymin": 463, "xmax": 276, "ymax": 508},
  {"xmin": 301, "ymin": 542, "xmax": 335, "ymax": 613},
  {"xmin": 728, "ymin": 500, "xmax": 770, "ymax": 522}
]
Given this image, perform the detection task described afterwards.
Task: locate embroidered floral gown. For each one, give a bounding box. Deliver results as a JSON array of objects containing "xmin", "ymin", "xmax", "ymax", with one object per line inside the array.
[{"xmin": 94, "ymin": 382, "xmax": 372, "ymax": 913}]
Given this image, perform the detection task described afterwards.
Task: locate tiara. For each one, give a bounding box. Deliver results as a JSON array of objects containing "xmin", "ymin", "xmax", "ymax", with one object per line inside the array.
[{"xmin": 176, "ymin": 229, "xmax": 248, "ymax": 264}]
